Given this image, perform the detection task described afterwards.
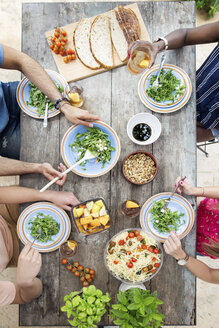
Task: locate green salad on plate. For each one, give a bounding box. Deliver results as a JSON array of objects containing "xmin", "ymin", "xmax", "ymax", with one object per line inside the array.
[{"xmin": 146, "ymin": 69, "xmax": 185, "ymax": 103}]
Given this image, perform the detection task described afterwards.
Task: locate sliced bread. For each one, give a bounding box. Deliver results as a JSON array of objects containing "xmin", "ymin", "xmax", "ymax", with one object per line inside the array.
[
  {"xmin": 110, "ymin": 10, "xmax": 129, "ymax": 62},
  {"xmin": 73, "ymin": 18, "xmax": 101, "ymax": 70},
  {"xmin": 110, "ymin": 6, "xmax": 141, "ymax": 62},
  {"xmin": 90, "ymin": 15, "xmax": 113, "ymax": 68}
]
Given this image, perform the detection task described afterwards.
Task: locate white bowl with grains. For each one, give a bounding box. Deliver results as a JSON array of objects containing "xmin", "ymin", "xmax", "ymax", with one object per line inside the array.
[{"xmin": 127, "ymin": 113, "xmax": 161, "ymax": 145}]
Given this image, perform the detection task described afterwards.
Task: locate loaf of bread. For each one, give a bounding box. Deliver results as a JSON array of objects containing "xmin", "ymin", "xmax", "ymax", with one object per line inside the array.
[
  {"xmin": 110, "ymin": 6, "xmax": 141, "ymax": 62},
  {"xmin": 90, "ymin": 15, "xmax": 113, "ymax": 69},
  {"xmin": 73, "ymin": 18, "xmax": 101, "ymax": 70}
]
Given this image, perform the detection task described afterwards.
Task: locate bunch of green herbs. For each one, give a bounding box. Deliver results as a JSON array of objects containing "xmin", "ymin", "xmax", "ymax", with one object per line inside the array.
[
  {"xmin": 110, "ymin": 288, "xmax": 164, "ymax": 328},
  {"xmin": 150, "ymin": 199, "xmax": 185, "ymax": 233},
  {"xmin": 61, "ymin": 285, "xmax": 111, "ymax": 328},
  {"xmin": 28, "ymin": 213, "xmax": 60, "ymax": 242},
  {"xmin": 27, "ymin": 82, "xmax": 63, "ymax": 116},
  {"xmin": 70, "ymin": 127, "xmax": 115, "ymax": 169},
  {"xmin": 146, "ymin": 69, "xmax": 185, "ymax": 103}
]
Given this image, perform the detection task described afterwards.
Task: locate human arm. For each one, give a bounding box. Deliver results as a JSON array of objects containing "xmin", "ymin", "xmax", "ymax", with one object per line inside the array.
[
  {"xmin": 0, "ymin": 186, "xmax": 79, "ymax": 211},
  {"xmin": 164, "ymin": 232, "xmax": 219, "ymax": 284},
  {"xmin": 0, "ymin": 157, "xmax": 67, "ymax": 186},
  {"xmin": 12, "ymin": 244, "xmax": 42, "ymax": 304},
  {"xmin": 141, "ymin": 21, "xmax": 219, "ymax": 66},
  {"xmin": 174, "ymin": 176, "xmax": 219, "ymax": 199},
  {"xmin": 1, "ymin": 44, "xmax": 100, "ymax": 126}
]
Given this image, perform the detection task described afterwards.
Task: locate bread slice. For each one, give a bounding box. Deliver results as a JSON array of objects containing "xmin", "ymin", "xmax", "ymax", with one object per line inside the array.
[
  {"xmin": 110, "ymin": 6, "xmax": 141, "ymax": 62},
  {"xmin": 90, "ymin": 15, "xmax": 113, "ymax": 68},
  {"xmin": 73, "ymin": 18, "xmax": 101, "ymax": 70},
  {"xmin": 110, "ymin": 10, "xmax": 129, "ymax": 62}
]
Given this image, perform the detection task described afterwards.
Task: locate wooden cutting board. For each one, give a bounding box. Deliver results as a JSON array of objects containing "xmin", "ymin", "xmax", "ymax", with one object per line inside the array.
[{"xmin": 45, "ymin": 3, "xmax": 151, "ymax": 82}]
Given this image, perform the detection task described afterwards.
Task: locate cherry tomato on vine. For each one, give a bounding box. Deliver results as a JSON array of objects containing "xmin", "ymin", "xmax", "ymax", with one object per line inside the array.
[
  {"xmin": 61, "ymin": 258, "xmax": 68, "ymax": 265},
  {"xmin": 72, "ymin": 267, "xmax": 77, "ymax": 273},
  {"xmin": 85, "ymin": 267, "xmax": 90, "ymax": 273},
  {"xmin": 54, "ymin": 31, "xmax": 60, "ymax": 38},
  {"xmin": 73, "ymin": 261, "xmax": 79, "ymax": 267},
  {"xmin": 63, "ymin": 57, "xmax": 68, "ymax": 63},
  {"xmin": 85, "ymin": 274, "xmax": 91, "ymax": 280},
  {"xmin": 80, "ymin": 276, "xmax": 85, "ymax": 282},
  {"xmin": 83, "ymin": 281, "xmax": 89, "ymax": 287},
  {"xmin": 74, "ymin": 271, "xmax": 80, "ymax": 277},
  {"xmin": 89, "ymin": 269, "xmax": 95, "ymax": 275},
  {"xmin": 66, "ymin": 264, "xmax": 72, "ymax": 271},
  {"xmin": 78, "ymin": 265, "xmax": 83, "ymax": 271},
  {"xmin": 61, "ymin": 29, "xmax": 67, "ymax": 36}
]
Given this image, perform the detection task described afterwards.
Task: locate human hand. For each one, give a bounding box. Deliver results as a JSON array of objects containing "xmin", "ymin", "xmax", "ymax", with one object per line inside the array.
[
  {"xmin": 46, "ymin": 190, "xmax": 80, "ymax": 211},
  {"xmin": 61, "ymin": 103, "xmax": 100, "ymax": 128},
  {"xmin": 16, "ymin": 244, "xmax": 42, "ymax": 287},
  {"xmin": 174, "ymin": 176, "xmax": 195, "ymax": 196},
  {"xmin": 40, "ymin": 162, "xmax": 67, "ymax": 186},
  {"xmin": 163, "ymin": 232, "xmax": 186, "ymax": 260},
  {"xmin": 128, "ymin": 40, "xmax": 160, "ymax": 68}
]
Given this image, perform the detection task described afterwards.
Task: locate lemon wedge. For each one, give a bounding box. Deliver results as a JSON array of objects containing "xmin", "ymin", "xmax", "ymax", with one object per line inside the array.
[
  {"xmin": 67, "ymin": 241, "xmax": 77, "ymax": 251},
  {"xmin": 139, "ymin": 59, "xmax": 150, "ymax": 68},
  {"xmin": 68, "ymin": 92, "xmax": 81, "ymax": 103}
]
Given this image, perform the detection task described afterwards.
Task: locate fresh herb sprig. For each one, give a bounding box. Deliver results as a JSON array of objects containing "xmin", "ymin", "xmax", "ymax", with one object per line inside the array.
[
  {"xmin": 61, "ymin": 285, "xmax": 111, "ymax": 328},
  {"xmin": 70, "ymin": 127, "xmax": 115, "ymax": 169},
  {"xmin": 27, "ymin": 82, "xmax": 63, "ymax": 116},
  {"xmin": 146, "ymin": 69, "xmax": 185, "ymax": 103},
  {"xmin": 150, "ymin": 199, "xmax": 185, "ymax": 233},
  {"xmin": 110, "ymin": 288, "xmax": 164, "ymax": 328},
  {"xmin": 28, "ymin": 213, "xmax": 60, "ymax": 242}
]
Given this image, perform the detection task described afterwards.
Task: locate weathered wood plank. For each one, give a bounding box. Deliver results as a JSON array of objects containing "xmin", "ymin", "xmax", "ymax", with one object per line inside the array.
[
  {"xmin": 145, "ymin": 1, "xmax": 196, "ymax": 325},
  {"xmin": 20, "ymin": 2, "xmax": 196, "ymax": 326}
]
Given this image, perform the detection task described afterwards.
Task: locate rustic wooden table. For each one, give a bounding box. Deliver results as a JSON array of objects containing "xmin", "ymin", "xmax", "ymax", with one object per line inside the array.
[{"xmin": 20, "ymin": 1, "xmax": 197, "ymax": 326}]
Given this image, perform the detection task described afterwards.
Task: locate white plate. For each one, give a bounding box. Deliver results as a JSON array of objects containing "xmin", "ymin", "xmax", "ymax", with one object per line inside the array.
[
  {"xmin": 16, "ymin": 69, "xmax": 69, "ymax": 119},
  {"xmin": 17, "ymin": 202, "xmax": 71, "ymax": 252},
  {"xmin": 140, "ymin": 193, "xmax": 195, "ymax": 242},
  {"xmin": 138, "ymin": 64, "xmax": 192, "ymax": 113}
]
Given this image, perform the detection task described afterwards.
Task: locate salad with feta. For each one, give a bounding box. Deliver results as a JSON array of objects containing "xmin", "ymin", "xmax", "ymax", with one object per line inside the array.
[{"xmin": 70, "ymin": 127, "xmax": 115, "ymax": 168}]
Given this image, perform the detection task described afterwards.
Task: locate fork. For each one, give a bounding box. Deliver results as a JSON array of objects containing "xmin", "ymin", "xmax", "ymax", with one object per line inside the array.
[
  {"xmin": 31, "ymin": 228, "xmax": 42, "ymax": 246},
  {"xmin": 152, "ymin": 53, "xmax": 166, "ymax": 89},
  {"xmin": 162, "ymin": 176, "xmax": 187, "ymax": 211},
  {"xmin": 43, "ymin": 96, "xmax": 49, "ymax": 128}
]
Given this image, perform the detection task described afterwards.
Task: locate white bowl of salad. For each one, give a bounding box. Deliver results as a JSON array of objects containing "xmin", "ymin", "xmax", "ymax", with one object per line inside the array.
[{"xmin": 104, "ymin": 228, "xmax": 163, "ymax": 284}]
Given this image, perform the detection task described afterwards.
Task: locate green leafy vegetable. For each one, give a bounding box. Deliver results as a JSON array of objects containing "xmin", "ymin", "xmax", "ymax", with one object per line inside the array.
[
  {"xmin": 186, "ymin": 0, "xmax": 218, "ymax": 17},
  {"xmin": 70, "ymin": 127, "xmax": 115, "ymax": 169},
  {"xmin": 150, "ymin": 199, "xmax": 185, "ymax": 233},
  {"xmin": 61, "ymin": 285, "xmax": 111, "ymax": 328},
  {"xmin": 110, "ymin": 288, "xmax": 164, "ymax": 328},
  {"xmin": 28, "ymin": 212, "xmax": 60, "ymax": 242},
  {"xmin": 146, "ymin": 69, "xmax": 185, "ymax": 103},
  {"xmin": 27, "ymin": 82, "xmax": 63, "ymax": 116}
]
